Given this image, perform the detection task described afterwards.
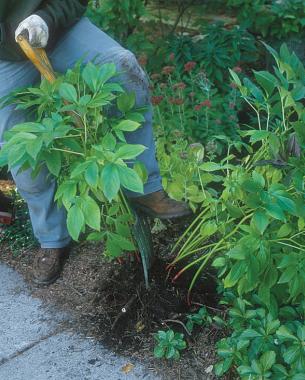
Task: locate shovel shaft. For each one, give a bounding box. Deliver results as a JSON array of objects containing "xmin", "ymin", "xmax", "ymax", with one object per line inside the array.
[{"xmin": 16, "ymin": 35, "xmax": 56, "ymax": 83}]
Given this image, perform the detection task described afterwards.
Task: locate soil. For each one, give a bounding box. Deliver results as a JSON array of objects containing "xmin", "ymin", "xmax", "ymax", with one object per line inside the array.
[{"xmin": 0, "ymin": 181, "xmax": 228, "ymax": 379}]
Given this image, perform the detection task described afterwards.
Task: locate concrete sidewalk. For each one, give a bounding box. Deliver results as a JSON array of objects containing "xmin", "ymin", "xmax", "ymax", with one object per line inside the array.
[{"xmin": 0, "ymin": 263, "xmax": 159, "ymax": 380}]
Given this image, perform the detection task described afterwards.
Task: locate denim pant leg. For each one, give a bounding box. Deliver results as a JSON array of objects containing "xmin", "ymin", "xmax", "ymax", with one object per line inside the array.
[
  {"xmin": 0, "ymin": 60, "xmax": 71, "ymax": 249},
  {"xmin": 49, "ymin": 17, "xmax": 162, "ymax": 197}
]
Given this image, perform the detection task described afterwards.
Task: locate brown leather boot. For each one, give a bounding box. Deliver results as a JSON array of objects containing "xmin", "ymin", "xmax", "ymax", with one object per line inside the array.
[
  {"xmin": 32, "ymin": 247, "xmax": 70, "ymax": 286},
  {"xmin": 130, "ymin": 190, "xmax": 192, "ymax": 219},
  {"xmin": 0, "ymin": 190, "xmax": 14, "ymax": 225}
]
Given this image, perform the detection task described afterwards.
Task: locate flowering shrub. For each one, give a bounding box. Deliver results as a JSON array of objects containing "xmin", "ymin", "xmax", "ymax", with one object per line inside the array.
[{"xmin": 150, "ymin": 59, "xmax": 241, "ymax": 149}]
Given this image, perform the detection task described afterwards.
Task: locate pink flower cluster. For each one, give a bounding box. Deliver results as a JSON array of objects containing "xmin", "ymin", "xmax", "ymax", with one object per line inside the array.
[{"xmin": 194, "ymin": 100, "xmax": 212, "ymax": 111}]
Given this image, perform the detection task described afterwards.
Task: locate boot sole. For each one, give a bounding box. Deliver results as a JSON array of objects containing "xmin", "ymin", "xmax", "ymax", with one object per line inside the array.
[{"xmin": 32, "ymin": 273, "xmax": 61, "ymax": 287}]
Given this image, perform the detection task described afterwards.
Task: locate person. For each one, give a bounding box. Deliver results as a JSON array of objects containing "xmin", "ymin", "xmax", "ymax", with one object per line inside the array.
[{"xmin": 0, "ymin": 1, "xmax": 190, "ymax": 285}]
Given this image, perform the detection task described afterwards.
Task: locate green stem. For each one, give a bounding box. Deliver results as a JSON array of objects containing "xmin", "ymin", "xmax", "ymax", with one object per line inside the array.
[{"xmin": 51, "ymin": 147, "xmax": 84, "ymax": 157}]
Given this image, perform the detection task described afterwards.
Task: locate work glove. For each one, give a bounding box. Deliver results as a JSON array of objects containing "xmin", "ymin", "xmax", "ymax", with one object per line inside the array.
[{"xmin": 15, "ymin": 15, "xmax": 49, "ymax": 48}]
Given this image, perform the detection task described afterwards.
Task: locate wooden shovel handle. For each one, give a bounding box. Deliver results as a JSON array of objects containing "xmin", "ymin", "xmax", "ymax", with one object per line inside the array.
[{"xmin": 16, "ymin": 35, "xmax": 56, "ymax": 83}]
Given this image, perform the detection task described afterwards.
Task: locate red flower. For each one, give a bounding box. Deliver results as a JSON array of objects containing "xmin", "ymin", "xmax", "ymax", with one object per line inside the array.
[
  {"xmin": 173, "ymin": 82, "xmax": 186, "ymax": 90},
  {"xmin": 169, "ymin": 97, "xmax": 184, "ymax": 105},
  {"xmin": 194, "ymin": 104, "xmax": 202, "ymax": 111},
  {"xmin": 151, "ymin": 95, "xmax": 164, "ymax": 106},
  {"xmin": 200, "ymin": 99, "xmax": 212, "ymax": 108},
  {"xmin": 151, "ymin": 73, "xmax": 161, "ymax": 81},
  {"xmin": 169, "ymin": 52, "xmax": 175, "ymax": 61},
  {"xmin": 138, "ymin": 54, "xmax": 148, "ymax": 67},
  {"xmin": 159, "ymin": 82, "xmax": 168, "ymax": 89},
  {"xmin": 233, "ymin": 66, "xmax": 242, "ymax": 73},
  {"xmin": 184, "ymin": 61, "xmax": 197, "ymax": 72},
  {"xmin": 189, "ymin": 92, "xmax": 196, "ymax": 98},
  {"xmin": 162, "ymin": 65, "xmax": 175, "ymax": 75}
]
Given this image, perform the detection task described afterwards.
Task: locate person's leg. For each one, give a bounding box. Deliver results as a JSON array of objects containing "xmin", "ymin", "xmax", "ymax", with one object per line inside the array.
[
  {"xmin": 49, "ymin": 18, "xmax": 162, "ymax": 196},
  {"xmin": 0, "ymin": 59, "xmax": 70, "ymax": 248}
]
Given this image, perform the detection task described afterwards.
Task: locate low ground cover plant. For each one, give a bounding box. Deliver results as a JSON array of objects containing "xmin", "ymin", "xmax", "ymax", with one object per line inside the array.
[
  {"xmin": 0, "ymin": 62, "xmax": 148, "ymax": 260},
  {"xmin": 167, "ymin": 44, "xmax": 305, "ymax": 377}
]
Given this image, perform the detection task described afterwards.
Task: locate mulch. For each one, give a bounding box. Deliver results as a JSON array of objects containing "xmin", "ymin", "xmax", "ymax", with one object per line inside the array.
[{"xmin": 0, "ymin": 185, "xmax": 228, "ymax": 379}]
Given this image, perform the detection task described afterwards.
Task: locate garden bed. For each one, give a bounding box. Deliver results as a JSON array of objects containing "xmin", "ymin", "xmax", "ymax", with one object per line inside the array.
[{"xmin": 1, "ymin": 217, "xmax": 226, "ymax": 380}]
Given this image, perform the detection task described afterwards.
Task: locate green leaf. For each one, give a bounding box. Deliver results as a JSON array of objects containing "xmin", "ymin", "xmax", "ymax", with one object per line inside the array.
[
  {"xmin": 87, "ymin": 232, "xmax": 105, "ymax": 241},
  {"xmin": 276, "ymin": 196, "xmax": 296, "ymax": 215},
  {"xmin": 44, "ymin": 150, "xmax": 61, "ymax": 176},
  {"xmin": 229, "ymin": 68, "xmax": 242, "ymax": 87},
  {"xmin": 277, "ymin": 223, "xmax": 292, "ymax": 238},
  {"xmin": 101, "ymin": 163, "xmax": 120, "ymax": 201},
  {"xmin": 97, "ymin": 63, "xmax": 117, "ymax": 85},
  {"xmin": 7, "ymin": 144, "xmax": 27, "ymax": 168},
  {"xmin": 82, "ymin": 196, "xmax": 100, "ymax": 231},
  {"xmin": 276, "ymin": 326, "xmax": 298, "ymax": 342},
  {"xmin": 224, "ymin": 262, "xmax": 246, "ymax": 288},
  {"xmin": 214, "ymin": 358, "xmax": 233, "ymax": 376},
  {"xmin": 253, "ymin": 71, "xmax": 277, "ymax": 96},
  {"xmin": 154, "ymin": 345, "xmax": 165, "ymax": 358},
  {"xmin": 117, "ymin": 165, "xmax": 143, "ymax": 194},
  {"xmin": 283, "ymin": 345, "xmax": 300, "ymax": 365},
  {"xmin": 227, "ymin": 245, "xmax": 246, "ymax": 260},
  {"xmin": 115, "ymin": 120, "xmax": 140, "ymax": 132},
  {"xmin": 252, "ymin": 210, "xmax": 269, "ymax": 235},
  {"xmin": 202, "ymin": 219, "xmax": 218, "ymax": 236},
  {"xmin": 265, "ymin": 203, "xmax": 286, "ymax": 221},
  {"xmin": 59, "ymin": 83, "xmax": 78, "ymax": 103},
  {"xmin": 278, "ymin": 268, "xmax": 295, "ymax": 284},
  {"xmin": 26, "ymin": 138, "xmax": 43, "ymax": 160},
  {"xmin": 82, "ymin": 63, "xmax": 99, "ymax": 92},
  {"xmin": 250, "ymin": 130, "xmax": 271, "ymax": 143},
  {"xmin": 82, "ymin": 62, "xmax": 116, "ymax": 91},
  {"xmin": 200, "ymin": 162, "xmax": 222, "ymax": 172},
  {"xmin": 240, "ymin": 329, "xmax": 263, "ymax": 339},
  {"xmin": 166, "ymin": 346, "xmax": 177, "ymax": 359},
  {"xmin": 117, "ymin": 92, "xmax": 136, "ymax": 113},
  {"xmin": 102, "ymin": 133, "xmax": 116, "ymax": 151},
  {"xmin": 114, "ymin": 144, "xmax": 146, "ymax": 160},
  {"xmin": 71, "ymin": 161, "xmax": 90, "ymax": 178},
  {"xmin": 67, "ymin": 204, "xmax": 84, "ymax": 241},
  {"xmin": 12, "ymin": 122, "xmax": 45, "ymax": 133},
  {"xmin": 242, "ymin": 179, "xmax": 263, "ymax": 193},
  {"xmin": 260, "ymin": 351, "xmax": 276, "ymax": 371},
  {"xmin": 113, "ymin": 233, "xmax": 135, "ymax": 251},
  {"xmin": 85, "ymin": 162, "xmax": 99, "ymax": 188},
  {"xmin": 212, "ymin": 257, "xmax": 226, "ymax": 268},
  {"xmin": 134, "ymin": 161, "xmax": 148, "ymax": 184}
]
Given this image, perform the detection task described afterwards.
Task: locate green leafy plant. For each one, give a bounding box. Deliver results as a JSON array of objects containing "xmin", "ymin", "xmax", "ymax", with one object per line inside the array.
[
  {"xmin": 87, "ymin": 0, "xmax": 146, "ymax": 44},
  {"xmin": 186, "ymin": 306, "xmax": 212, "ymax": 333},
  {"xmin": 227, "ymin": 0, "xmax": 305, "ymax": 40},
  {"xmin": 154, "ymin": 329, "xmax": 187, "ymax": 360},
  {"xmin": 0, "ymin": 62, "xmax": 148, "ymax": 260},
  {"xmin": 167, "ymin": 43, "xmax": 305, "ymax": 377}
]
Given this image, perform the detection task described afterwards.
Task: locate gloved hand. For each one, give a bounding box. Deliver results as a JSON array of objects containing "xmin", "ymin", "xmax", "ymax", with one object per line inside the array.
[{"xmin": 15, "ymin": 15, "xmax": 49, "ymax": 48}]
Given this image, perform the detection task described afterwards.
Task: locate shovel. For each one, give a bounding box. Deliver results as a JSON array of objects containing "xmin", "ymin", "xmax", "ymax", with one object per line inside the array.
[{"xmin": 16, "ymin": 35, "xmax": 154, "ymax": 288}]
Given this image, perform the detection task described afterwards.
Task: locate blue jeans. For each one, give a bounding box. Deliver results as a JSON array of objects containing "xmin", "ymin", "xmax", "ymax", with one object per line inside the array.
[{"xmin": 0, "ymin": 18, "xmax": 162, "ymax": 248}]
